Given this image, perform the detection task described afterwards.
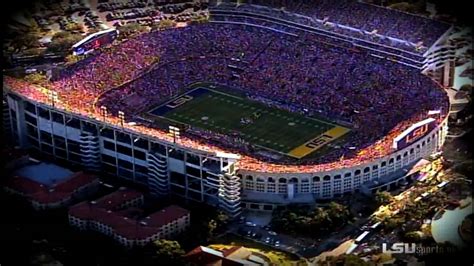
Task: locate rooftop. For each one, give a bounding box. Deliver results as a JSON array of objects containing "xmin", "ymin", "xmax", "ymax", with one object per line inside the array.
[
  {"xmin": 14, "ymin": 162, "xmax": 74, "ymax": 187},
  {"xmin": 69, "ymin": 190, "xmax": 190, "ymax": 241}
]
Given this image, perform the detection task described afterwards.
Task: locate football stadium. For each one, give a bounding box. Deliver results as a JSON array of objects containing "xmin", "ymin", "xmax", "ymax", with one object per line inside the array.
[{"xmin": 4, "ymin": 0, "xmax": 454, "ymax": 217}]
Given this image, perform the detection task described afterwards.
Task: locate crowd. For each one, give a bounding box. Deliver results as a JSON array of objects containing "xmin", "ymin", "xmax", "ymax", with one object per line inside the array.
[
  {"xmin": 214, "ymin": 1, "xmax": 451, "ymax": 53},
  {"xmin": 4, "ymin": 21, "xmax": 450, "ymax": 173}
]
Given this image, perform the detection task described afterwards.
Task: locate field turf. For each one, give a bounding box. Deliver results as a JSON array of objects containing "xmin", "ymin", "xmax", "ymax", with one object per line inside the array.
[{"xmin": 148, "ymin": 86, "xmax": 349, "ymax": 158}]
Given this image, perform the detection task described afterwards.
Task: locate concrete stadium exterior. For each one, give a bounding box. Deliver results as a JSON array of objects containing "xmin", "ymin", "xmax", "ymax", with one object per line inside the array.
[
  {"xmin": 4, "ymin": 89, "xmax": 449, "ymax": 218},
  {"xmin": 3, "ymin": 4, "xmax": 455, "ymax": 218}
]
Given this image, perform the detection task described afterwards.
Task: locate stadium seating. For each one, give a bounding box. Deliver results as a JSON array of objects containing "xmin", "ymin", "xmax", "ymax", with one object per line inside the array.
[{"xmin": 6, "ymin": 21, "xmax": 449, "ymax": 172}]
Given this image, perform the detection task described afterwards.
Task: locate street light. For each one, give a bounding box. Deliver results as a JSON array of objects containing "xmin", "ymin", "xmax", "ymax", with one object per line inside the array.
[
  {"xmin": 118, "ymin": 111, "xmax": 125, "ymax": 127},
  {"xmin": 100, "ymin": 106, "xmax": 108, "ymax": 122}
]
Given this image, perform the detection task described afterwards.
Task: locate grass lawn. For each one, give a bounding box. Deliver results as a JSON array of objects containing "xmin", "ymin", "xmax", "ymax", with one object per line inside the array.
[
  {"xmin": 148, "ymin": 86, "xmax": 349, "ymax": 158},
  {"xmin": 209, "ymin": 233, "xmax": 306, "ymax": 266}
]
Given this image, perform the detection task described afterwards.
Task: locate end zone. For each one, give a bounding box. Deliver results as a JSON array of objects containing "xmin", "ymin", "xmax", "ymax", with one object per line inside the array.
[{"xmin": 288, "ymin": 126, "xmax": 351, "ymax": 159}]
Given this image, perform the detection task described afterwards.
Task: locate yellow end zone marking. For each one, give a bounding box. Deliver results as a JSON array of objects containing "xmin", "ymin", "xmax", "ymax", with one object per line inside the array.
[{"xmin": 288, "ymin": 126, "xmax": 351, "ymax": 159}]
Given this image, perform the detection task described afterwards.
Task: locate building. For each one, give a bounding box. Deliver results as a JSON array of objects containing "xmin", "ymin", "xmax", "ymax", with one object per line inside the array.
[
  {"xmin": 68, "ymin": 188, "xmax": 190, "ymax": 248},
  {"xmin": 3, "ymin": 2, "xmax": 456, "ymax": 218},
  {"xmin": 184, "ymin": 245, "xmax": 269, "ymax": 266},
  {"xmin": 3, "ymin": 167, "xmax": 99, "ymax": 210}
]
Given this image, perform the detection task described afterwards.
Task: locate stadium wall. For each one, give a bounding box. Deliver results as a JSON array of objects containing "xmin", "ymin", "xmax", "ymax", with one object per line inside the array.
[{"xmin": 5, "ymin": 90, "xmax": 448, "ymax": 215}]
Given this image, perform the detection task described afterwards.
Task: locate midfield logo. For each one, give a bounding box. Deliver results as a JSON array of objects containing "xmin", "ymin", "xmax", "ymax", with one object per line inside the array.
[{"xmin": 167, "ymin": 95, "xmax": 194, "ymax": 108}]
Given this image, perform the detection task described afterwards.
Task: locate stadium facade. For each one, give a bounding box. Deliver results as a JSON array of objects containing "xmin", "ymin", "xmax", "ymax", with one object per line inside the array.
[{"xmin": 3, "ymin": 2, "xmax": 455, "ymax": 218}]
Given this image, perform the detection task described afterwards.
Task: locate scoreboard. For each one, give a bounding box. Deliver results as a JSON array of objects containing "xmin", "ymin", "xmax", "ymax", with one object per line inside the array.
[
  {"xmin": 72, "ymin": 28, "xmax": 118, "ymax": 55},
  {"xmin": 393, "ymin": 118, "xmax": 436, "ymax": 150}
]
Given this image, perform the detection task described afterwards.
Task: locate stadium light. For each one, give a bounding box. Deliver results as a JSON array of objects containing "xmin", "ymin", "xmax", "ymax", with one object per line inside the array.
[
  {"xmin": 169, "ymin": 125, "xmax": 180, "ymax": 144},
  {"xmin": 49, "ymin": 90, "xmax": 58, "ymax": 107},
  {"xmin": 100, "ymin": 106, "xmax": 108, "ymax": 122},
  {"xmin": 118, "ymin": 111, "xmax": 125, "ymax": 127},
  {"xmin": 133, "ymin": 137, "xmax": 140, "ymax": 143}
]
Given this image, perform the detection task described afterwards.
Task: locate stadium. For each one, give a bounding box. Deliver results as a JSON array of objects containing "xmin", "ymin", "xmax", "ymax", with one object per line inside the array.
[{"xmin": 4, "ymin": 0, "xmax": 454, "ymax": 218}]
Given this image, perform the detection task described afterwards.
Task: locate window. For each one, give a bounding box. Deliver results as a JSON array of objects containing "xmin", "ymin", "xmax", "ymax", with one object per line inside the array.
[
  {"xmin": 186, "ymin": 165, "xmax": 201, "ymax": 177},
  {"xmin": 151, "ymin": 142, "xmax": 166, "ymax": 155},
  {"xmin": 187, "ymin": 154, "xmax": 200, "ymax": 165},
  {"xmin": 267, "ymin": 177, "xmax": 276, "ymax": 193},
  {"xmin": 118, "ymin": 167, "xmax": 133, "ymax": 179},
  {"xmin": 52, "ymin": 112, "xmax": 64, "ymax": 124},
  {"xmin": 41, "ymin": 143, "xmax": 53, "ymax": 154},
  {"xmin": 27, "ymin": 124, "xmax": 37, "ymax": 137},
  {"xmin": 278, "ymin": 178, "xmax": 287, "ymax": 193},
  {"xmin": 28, "ymin": 136, "xmax": 39, "ymax": 148},
  {"xmin": 102, "ymin": 163, "xmax": 117, "ymax": 174},
  {"xmin": 55, "ymin": 148, "xmax": 67, "ymax": 158},
  {"xmin": 102, "ymin": 154, "xmax": 116, "ymax": 165},
  {"xmin": 53, "ymin": 135, "xmax": 66, "ymax": 149},
  {"xmin": 134, "ymin": 149, "xmax": 146, "ymax": 161},
  {"xmin": 66, "ymin": 117, "xmax": 81, "ymax": 129},
  {"xmin": 103, "ymin": 140, "xmax": 115, "ymax": 151},
  {"xmin": 116, "ymin": 131, "xmax": 131, "ymax": 144},
  {"xmin": 38, "ymin": 107, "xmax": 50, "ymax": 119},
  {"xmin": 168, "ymin": 149, "xmax": 184, "ymax": 160},
  {"xmin": 69, "ymin": 152, "xmax": 82, "ymax": 163},
  {"xmin": 256, "ymin": 178, "xmax": 265, "ymax": 192},
  {"xmin": 40, "ymin": 131, "xmax": 52, "ymax": 144},
  {"xmin": 118, "ymin": 159, "xmax": 133, "ymax": 170},
  {"xmin": 25, "ymin": 113, "xmax": 37, "ymax": 125},
  {"xmin": 100, "ymin": 127, "xmax": 114, "ymax": 139},
  {"xmin": 82, "ymin": 122, "xmax": 97, "ymax": 134},
  {"xmin": 25, "ymin": 101, "xmax": 36, "ymax": 114},
  {"xmin": 300, "ymin": 179, "xmax": 310, "ymax": 193},
  {"xmin": 117, "ymin": 144, "xmax": 132, "ymax": 157},
  {"xmin": 67, "ymin": 140, "xmax": 81, "ymax": 153},
  {"xmin": 135, "ymin": 164, "xmax": 148, "ymax": 175}
]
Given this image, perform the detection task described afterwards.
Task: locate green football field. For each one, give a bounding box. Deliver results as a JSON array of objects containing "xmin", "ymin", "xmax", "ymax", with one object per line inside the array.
[{"xmin": 148, "ymin": 86, "xmax": 350, "ymax": 158}]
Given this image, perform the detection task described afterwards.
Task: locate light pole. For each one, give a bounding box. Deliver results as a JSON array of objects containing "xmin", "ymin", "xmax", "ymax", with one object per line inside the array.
[
  {"xmin": 100, "ymin": 106, "xmax": 108, "ymax": 122},
  {"xmin": 118, "ymin": 111, "xmax": 125, "ymax": 128}
]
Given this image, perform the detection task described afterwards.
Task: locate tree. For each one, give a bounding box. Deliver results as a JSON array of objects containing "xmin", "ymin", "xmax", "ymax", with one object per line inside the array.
[
  {"xmin": 151, "ymin": 239, "xmax": 185, "ymax": 266},
  {"xmin": 374, "ymin": 191, "xmax": 393, "ymax": 205},
  {"xmin": 324, "ymin": 254, "xmax": 372, "ymax": 266},
  {"xmin": 383, "ymin": 217, "xmax": 404, "ymax": 230},
  {"xmin": 153, "ymin": 19, "xmax": 176, "ymax": 30},
  {"xmin": 207, "ymin": 219, "xmax": 217, "ymax": 239},
  {"xmin": 118, "ymin": 23, "xmax": 148, "ymax": 39},
  {"xmin": 22, "ymin": 47, "xmax": 45, "ymax": 56},
  {"xmin": 388, "ymin": 2, "xmax": 420, "ymax": 13},
  {"xmin": 65, "ymin": 54, "xmax": 84, "ymax": 64},
  {"xmin": 404, "ymin": 231, "xmax": 423, "ymax": 242},
  {"xmin": 12, "ymin": 33, "xmax": 40, "ymax": 52},
  {"xmin": 47, "ymin": 32, "xmax": 83, "ymax": 53},
  {"xmin": 216, "ymin": 211, "xmax": 229, "ymax": 227}
]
